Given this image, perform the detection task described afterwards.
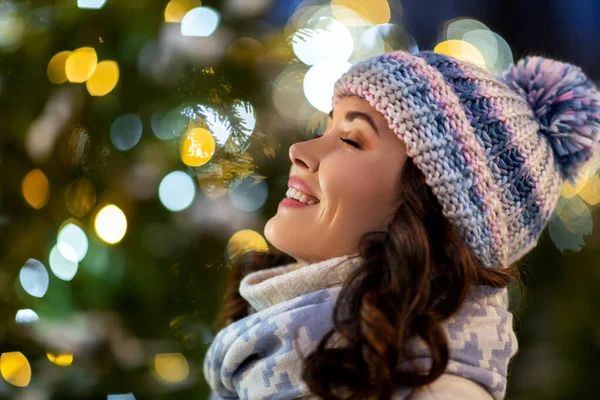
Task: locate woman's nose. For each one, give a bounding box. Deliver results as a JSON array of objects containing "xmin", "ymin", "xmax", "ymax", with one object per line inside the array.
[{"xmin": 289, "ymin": 141, "xmax": 319, "ymax": 172}]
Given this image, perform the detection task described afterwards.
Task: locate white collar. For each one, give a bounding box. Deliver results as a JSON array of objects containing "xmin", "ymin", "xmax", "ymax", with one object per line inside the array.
[{"xmin": 239, "ymin": 253, "xmax": 362, "ymax": 312}]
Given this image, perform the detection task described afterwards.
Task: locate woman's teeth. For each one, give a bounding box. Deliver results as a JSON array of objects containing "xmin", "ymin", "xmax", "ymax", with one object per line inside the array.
[{"xmin": 286, "ymin": 187, "xmax": 317, "ymax": 205}]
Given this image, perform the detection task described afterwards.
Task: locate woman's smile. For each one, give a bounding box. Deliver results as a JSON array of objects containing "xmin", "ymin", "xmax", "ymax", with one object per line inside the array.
[{"xmin": 279, "ymin": 197, "xmax": 319, "ymax": 208}]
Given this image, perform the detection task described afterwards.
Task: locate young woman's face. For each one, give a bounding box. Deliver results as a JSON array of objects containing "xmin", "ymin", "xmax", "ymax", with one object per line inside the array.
[{"xmin": 264, "ymin": 96, "xmax": 410, "ymax": 266}]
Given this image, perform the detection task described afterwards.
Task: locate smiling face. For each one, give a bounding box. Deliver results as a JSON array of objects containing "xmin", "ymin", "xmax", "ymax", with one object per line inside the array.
[{"xmin": 264, "ymin": 96, "xmax": 410, "ymax": 266}]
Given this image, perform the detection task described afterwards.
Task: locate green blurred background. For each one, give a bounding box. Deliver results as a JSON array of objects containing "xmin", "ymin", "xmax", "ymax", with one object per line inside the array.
[{"xmin": 0, "ymin": 0, "xmax": 599, "ymax": 399}]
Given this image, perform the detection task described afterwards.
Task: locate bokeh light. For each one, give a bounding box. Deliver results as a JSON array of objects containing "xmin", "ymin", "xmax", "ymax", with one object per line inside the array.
[
  {"xmin": 227, "ymin": 229, "xmax": 269, "ymax": 264},
  {"xmin": 86, "ymin": 60, "xmax": 120, "ymax": 96},
  {"xmin": 488, "ymin": 33, "xmax": 513, "ymax": 73},
  {"xmin": 65, "ymin": 47, "xmax": 98, "ymax": 83},
  {"xmin": 22, "ymin": 169, "xmax": 50, "ymax": 209},
  {"xmin": 78, "ymin": 0, "xmax": 107, "ymax": 9},
  {"xmin": 15, "ymin": 309, "xmax": 40, "ymax": 324},
  {"xmin": 462, "ymin": 29, "xmax": 498, "ymax": 66},
  {"xmin": 46, "ymin": 352, "xmax": 73, "ymax": 366},
  {"xmin": 272, "ymin": 64, "xmax": 309, "ymax": 121},
  {"xmin": 462, "ymin": 30, "xmax": 513, "ymax": 73},
  {"xmin": 283, "ymin": 3, "xmax": 323, "ymax": 38},
  {"xmin": 165, "ymin": 0, "xmax": 202, "ymax": 23},
  {"xmin": 302, "ymin": 110, "xmax": 329, "ymax": 139},
  {"xmin": 47, "ymin": 51, "xmax": 71, "ymax": 84},
  {"xmin": 19, "ymin": 258, "xmax": 49, "ymax": 298},
  {"xmin": 291, "ymin": 16, "xmax": 353, "ymax": 65},
  {"xmin": 548, "ymin": 215, "xmax": 585, "ymax": 252},
  {"xmin": 0, "ymin": 3, "xmax": 25, "ymax": 52},
  {"xmin": 108, "ymin": 394, "xmax": 136, "ymax": 400},
  {"xmin": 180, "ymin": 127, "xmax": 216, "ymax": 167},
  {"xmin": 151, "ymin": 106, "xmax": 188, "ymax": 140},
  {"xmin": 284, "ymin": 3, "xmax": 370, "ymax": 61},
  {"xmin": 331, "ymin": 0, "xmax": 391, "ymax": 25},
  {"xmin": 181, "ymin": 6, "xmax": 220, "ymax": 37},
  {"xmin": 444, "ymin": 17, "xmax": 490, "ymax": 42},
  {"xmin": 355, "ymin": 23, "xmax": 418, "ymax": 61},
  {"xmin": 58, "ymin": 223, "xmax": 88, "ymax": 262},
  {"xmin": 303, "ymin": 59, "xmax": 352, "ymax": 113},
  {"xmin": 153, "ymin": 353, "xmax": 189, "ymax": 383},
  {"xmin": 226, "ymin": 37, "xmax": 265, "ymax": 68},
  {"xmin": 556, "ymin": 195, "xmax": 592, "ymax": 234},
  {"xmin": 158, "ymin": 171, "xmax": 196, "ymax": 212},
  {"xmin": 229, "ymin": 175, "xmax": 268, "ymax": 212},
  {"xmin": 225, "ymin": 0, "xmax": 271, "ymax": 18},
  {"xmin": 0, "ymin": 352, "xmax": 31, "ymax": 387},
  {"xmin": 110, "ymin": 114, "xmax": 143, "ymax": 151},
  {"xmin": 434, "ymin": 40, "xmax": 486, "ymax": 67},
  {"xmin": 578, "ymin": 173, "xmax": 600, "ymax": 206},
  {"xmin": 561, "ymin": 170, "xmax": 590, "ymax": 198},
  {"xmin": 94, "ymin": 205, "xmax": 128, "ymax": 244},
  {"xmin": 549, "ymin": 196, "xmax": 593, "ymax": 252},
  {"xmin": 327, "ymin": 5, "xmax": 371, "ymax": 29},
  {"xmin": 49, "ymin": 243, "xmax": 79, "ymax": 281},
  {"xmin": 441, "ymin": 17, "xmax": 513, "ymax": 73},
  {"xmin": 65, "ymin": 177, "xmax": 97, "ymax": 217}
]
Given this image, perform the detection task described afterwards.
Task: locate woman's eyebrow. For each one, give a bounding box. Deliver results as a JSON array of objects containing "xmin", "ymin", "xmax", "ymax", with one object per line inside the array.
[{"xmin": 328, "ymin": 109, "xmax": 379, "ymax": 137}]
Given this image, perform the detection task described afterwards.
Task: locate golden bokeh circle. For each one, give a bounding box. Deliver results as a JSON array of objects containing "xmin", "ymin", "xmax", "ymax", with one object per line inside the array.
[
  {"xmin": 47, "ymin": 51, "xmax": 72, "ymax": 84},
  {"xmin": 65, "ymin": 47, "xmax": 98, "ymax": 83},
  {"xmin": 86, "ymin": 60, "xmax": 120, "ymax": 96}
]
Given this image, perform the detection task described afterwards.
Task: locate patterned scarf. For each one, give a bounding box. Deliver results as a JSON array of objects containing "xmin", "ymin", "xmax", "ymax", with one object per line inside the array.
[{"xmin": 203, "ymin": 254, "xmax": 518, "ymax": 399}]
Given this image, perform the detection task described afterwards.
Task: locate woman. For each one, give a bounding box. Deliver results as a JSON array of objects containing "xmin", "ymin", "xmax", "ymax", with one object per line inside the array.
[{"xmin": 203, "ymin": 50, "xmax": 600, "ymax": 399}]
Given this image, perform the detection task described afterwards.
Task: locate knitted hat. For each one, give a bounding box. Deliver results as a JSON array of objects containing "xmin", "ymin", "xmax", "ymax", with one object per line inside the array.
[{"xmin": 332, "ymin": 50, "xmax": 600, "ymax": 269}]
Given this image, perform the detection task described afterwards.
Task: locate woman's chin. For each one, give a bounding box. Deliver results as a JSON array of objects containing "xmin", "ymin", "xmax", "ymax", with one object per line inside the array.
[
  {"xmin": 263, "ymin": 216, "xmax": 281, "ymax": 249},
  {"xmin": 264, "ymin": 215, "xmax": 298, "ymax": 256}
]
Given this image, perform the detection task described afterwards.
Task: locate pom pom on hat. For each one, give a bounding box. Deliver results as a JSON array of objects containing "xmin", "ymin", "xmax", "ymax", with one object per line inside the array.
[{"xmin": 503, "ymin": 56, "xmax": 600, "ymax": 185}]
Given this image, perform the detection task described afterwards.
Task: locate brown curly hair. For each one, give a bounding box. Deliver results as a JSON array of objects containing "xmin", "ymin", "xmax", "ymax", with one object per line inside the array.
[{"xmin": 211, "ymin": 155, "xmax": 524, "ymax": 399}]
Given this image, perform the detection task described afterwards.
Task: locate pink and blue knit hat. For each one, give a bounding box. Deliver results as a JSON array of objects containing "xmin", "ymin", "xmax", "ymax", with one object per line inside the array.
[{"xmin": 332, "ymin": 50, "xmax": 600, "ymax": 269}]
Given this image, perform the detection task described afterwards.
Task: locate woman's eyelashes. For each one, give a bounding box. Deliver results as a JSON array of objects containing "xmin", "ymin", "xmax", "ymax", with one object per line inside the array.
[
  {"xmin": 341, "ymin": 137, "xmax": 361, "ymax": 149},
  {"xmin": 313, "ymin": 131, "xmax": 361, "ymax": 149}
]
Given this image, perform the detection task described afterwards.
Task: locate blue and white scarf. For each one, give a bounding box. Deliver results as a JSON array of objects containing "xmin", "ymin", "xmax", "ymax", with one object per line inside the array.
[{"xmin": 203, "ymin": 254, "xmax": 518, "ymax": 399}]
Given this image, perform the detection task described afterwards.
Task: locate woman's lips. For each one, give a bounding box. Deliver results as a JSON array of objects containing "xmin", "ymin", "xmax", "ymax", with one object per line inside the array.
[
  {"xmin": 279, "ymin": 197, "xmax": 319, "ymax": 208},
  {"xmin": 288, "ymin": 176, "xmax": 319, "ymax": 202}
]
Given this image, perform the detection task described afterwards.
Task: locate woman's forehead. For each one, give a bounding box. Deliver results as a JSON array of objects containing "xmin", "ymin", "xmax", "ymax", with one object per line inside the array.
[{"xmin": 331, "ymin": 96, "xmax": 379, "ymax": 117}]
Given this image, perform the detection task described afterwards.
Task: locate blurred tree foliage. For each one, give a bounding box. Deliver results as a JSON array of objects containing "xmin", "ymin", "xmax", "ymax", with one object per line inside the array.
[{"xmin": 0, "ymin": 1, "xmax": 598, "ymax": 400}]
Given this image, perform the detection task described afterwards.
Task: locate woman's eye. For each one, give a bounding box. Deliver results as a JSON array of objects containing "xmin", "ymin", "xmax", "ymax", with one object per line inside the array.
[
  {"xmin": 340, "ymin": 138, "xmax": 361, "ymax": 149},
  {"xmin": 309, "ymin": 118, "xmax": 361, "ymax": 149},
  {"xmin": 314, "ymin": 132, "xmax": 360, "ymax": 149}
]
